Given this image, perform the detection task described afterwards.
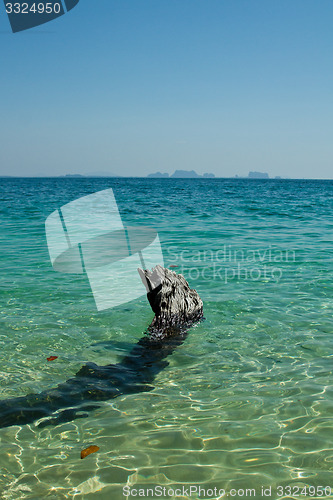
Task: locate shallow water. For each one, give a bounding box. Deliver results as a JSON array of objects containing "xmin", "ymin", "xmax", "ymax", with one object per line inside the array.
[{"xmin": 0, "ymin": 178, "xmax": 333, "ymax": 499}]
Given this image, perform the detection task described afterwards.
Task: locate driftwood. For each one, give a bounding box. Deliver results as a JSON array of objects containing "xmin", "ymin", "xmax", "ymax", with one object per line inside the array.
[
  {"xmin": 138, "ymin": 265, "xmax": 203, "ymax": 338},
  {"xmin": 0, "ymin": 266, "xmax": 203, "ymax": 429}
]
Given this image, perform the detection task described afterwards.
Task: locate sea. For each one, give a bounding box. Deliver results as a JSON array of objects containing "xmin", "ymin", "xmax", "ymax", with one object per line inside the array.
[{"xmin": 0, "ymin": 177, "xmax": 333, "ymax": 499}]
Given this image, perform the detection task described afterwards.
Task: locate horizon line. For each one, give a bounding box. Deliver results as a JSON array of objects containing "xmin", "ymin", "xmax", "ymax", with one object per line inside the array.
[{"xmin": 1, "ymin": 175, "xmax": 333, "ymax": 181}]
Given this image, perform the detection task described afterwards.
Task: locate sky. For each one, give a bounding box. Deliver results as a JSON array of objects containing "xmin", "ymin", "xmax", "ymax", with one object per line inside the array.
[{"xmin": 0, "ymin": 0, "xmax": 332, "ymax": 178}]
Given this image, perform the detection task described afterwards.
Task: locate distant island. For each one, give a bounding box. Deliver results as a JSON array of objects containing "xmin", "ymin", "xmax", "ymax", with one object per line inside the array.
[
  {"xmin": 234, "ymin": 172, "xmax": 283, "ymax": 179},
  {"xmin": 147, "ymin": 170, "xmax": 215, "ymax": 178},
  {"xmin": 248, "ymin": 171, "xmax": 269, "ymax": 179},
  {"xmin": 247, "ymin": 172, "xmax": 283, "ymax": 179},
  {"xmin": 62, "ymin": 171, "xmax": 120, "ymax": 177},
  {"xmin": 147, "ymin": 172, "xmax": 169, "ymax": 178},
  {"xmin": 0, "ymin": 171, "xmax": 288, "ymax": 179}
]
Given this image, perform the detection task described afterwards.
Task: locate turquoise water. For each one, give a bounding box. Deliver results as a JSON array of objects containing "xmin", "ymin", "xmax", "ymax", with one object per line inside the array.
[{"xmin": 0, "ymin": 178, "xmax": 333, "ymax": 499}]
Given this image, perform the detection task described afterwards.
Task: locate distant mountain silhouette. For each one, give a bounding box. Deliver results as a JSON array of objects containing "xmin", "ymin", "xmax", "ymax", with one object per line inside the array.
[
  {"xmin": 248, "ymin": 171, "xmax": 269, "ymax": 179},
  {"xmin": 147, "ymin": 170, "xmax": 215, "ymax": 178},
  {"xmin": 171, "ymin": 169, "xmax": 201, "ymax": 178},
  {"xmin": 147, "ymin": 172, "xmax": 169, "ymax": 178},
  {"xmin": 58, "ymin": 172, "xmax": 121, "ymax": 178}
]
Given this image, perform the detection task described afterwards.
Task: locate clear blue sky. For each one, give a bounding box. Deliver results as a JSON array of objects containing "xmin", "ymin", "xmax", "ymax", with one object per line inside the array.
[{"xmin": 1, "ymin": 0, "xmax": 332, "ymax": 178}]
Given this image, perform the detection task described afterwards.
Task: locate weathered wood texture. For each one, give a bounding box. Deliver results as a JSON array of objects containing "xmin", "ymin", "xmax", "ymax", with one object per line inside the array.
[{"xmin": 139, "ymin": 265, "xmax": 203, "ymax": 339}]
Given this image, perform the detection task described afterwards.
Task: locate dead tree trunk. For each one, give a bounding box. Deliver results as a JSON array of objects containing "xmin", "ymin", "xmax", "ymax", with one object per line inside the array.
[
  {"xmin": 138, "ymin": 265, "xmax": 203, "ymax": 339},
  {"xmin": 0, "ymin": 267, "xmax": 203, "ymax": 428}
]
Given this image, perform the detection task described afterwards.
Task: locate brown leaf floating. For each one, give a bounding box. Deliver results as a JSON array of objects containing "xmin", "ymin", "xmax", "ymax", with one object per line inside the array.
[
  {"xmin": 47, "ymin": 356, "xmax": 58, "ymax": 362},
  {"xmin": 81, "ymin": 445, "xmax": 100, "ymax": 459}
]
